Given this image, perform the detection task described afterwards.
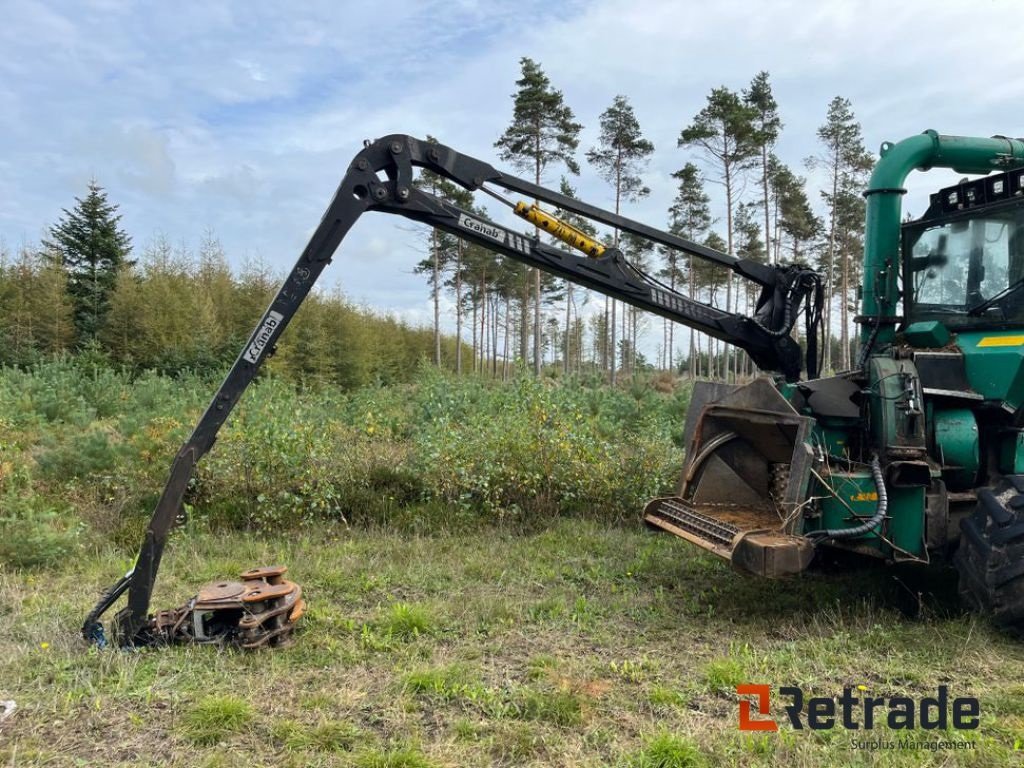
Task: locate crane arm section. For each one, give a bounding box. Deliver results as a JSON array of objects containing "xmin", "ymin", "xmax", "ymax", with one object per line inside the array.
[{"xmin": 82, "ymin": 134, "xmax": 823, "ymax": 646}]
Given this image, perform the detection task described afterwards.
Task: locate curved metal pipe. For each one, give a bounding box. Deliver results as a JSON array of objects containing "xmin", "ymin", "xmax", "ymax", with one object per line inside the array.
[{"xmin": 859, "ymin": 131, "xmax": 1024, "ymax": 353}]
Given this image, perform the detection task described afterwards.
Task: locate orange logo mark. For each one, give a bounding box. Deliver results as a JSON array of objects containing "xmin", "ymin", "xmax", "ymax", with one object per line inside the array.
[{"xmin": 737, "ymin": 684, "xmax": 778, "ymax": 731}]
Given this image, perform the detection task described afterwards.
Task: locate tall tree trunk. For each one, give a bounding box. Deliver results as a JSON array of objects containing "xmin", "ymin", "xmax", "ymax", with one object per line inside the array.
[
  {"xmin": 762, "ymin": 143, "xmax": 771, "ymax": 265},
  {"xmin": 520, "ymin": 278, "xmax": 529, "ymax": 363},
  {"xmin": 772, "ymin": 185, "xmax": 782, "ymax": 265},
  {"xmin": 570, "ymin": 288, "xmax": 580, "ymax": 374},
  {"xmin": 533, "ymin": 136, "xmax": 543, "ymax": 376},
  {"xmin": 687, "ymin": 255, "xmax": 695, "ymax": 379},
  {"xmin": 825, "ymin": 148, "xmax": 839, "ymax": 373},
  {"xmin": 563, "ymin": 281, "xmax": 571, "ymax": 375},
  {"xmin": 610, "ymin": 150, "xmax": 622, "ymax": 386},
  {"xmin": 471, "ymin": 286, "xmax": 478, "ymax": 374},
  {"xmin": 480, "ymin": 276, "xmax": 488, "ymax": 374},
  {"xmin": 723, "ymin": 154, "xmax": 735, "ymax": 383},
  {"xmin": 431, "ymin": 228, "xmax": 440, "ymax": 366},
  {"xmin": 455, "ymin": 239, "xmax": 463, "ymax": 374},
  {"xmin": 610, "ymin": 297, "xmax": 617, "ymax": 385},
  {"xmin": 603, "ymin": 295, "xmax": 610, "ymax": 375},
  {"xmin": 492, "ymin": 292, "xmax": 499, "ymax": 378},
  {"xmin": 503, "ymin": 299, "xmax": 511, "ymax": 381},
  {"xmin": 841, "ymin": 241, "xmax": 850, "ymax": 370}
]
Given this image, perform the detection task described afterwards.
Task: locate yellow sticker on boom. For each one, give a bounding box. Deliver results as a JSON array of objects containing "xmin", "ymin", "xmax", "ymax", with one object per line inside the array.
[
  {"xmin": 851, "ymin": 492, "xmax": 878, "ymax": 502},
  {"xmin": 977, "ymin": 335, "xmax": 1024, "ymax": 347}
]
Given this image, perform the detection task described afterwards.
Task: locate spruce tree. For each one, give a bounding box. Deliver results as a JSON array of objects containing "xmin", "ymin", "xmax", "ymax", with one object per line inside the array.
[
  {"xmin": 586, "ymin": 94, "xmax": 654, "ymax": 384},
  {"xmin": 495, "ymin": 57, "xmax": 582, "ymax": 375},
  {"xmin": 45, "ymin": 180, "xmax": 132, "ymax": 344},
  {"xmin": 0, "ymin": 245, "xmax": 75, "ymax": 364}
]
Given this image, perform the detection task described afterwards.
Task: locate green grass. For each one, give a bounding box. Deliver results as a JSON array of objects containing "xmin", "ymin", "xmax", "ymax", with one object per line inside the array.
[
  {"xmin": 2, "ymin": 520, "xmax": 1024, "ymax": 766},
  {"xmin": 355, "ymin": 744, "xmax": 436, "ymax": 768},
  {"xmin": 181, "ymin": 695, "xmax": 254, "ymax": 745},
  {"xmin": 703, "ymin": 657, "xmax": 746, "ymax": 693},
  {"xmin": 271, "ymin": 718, "xmax": 359, "ymax": 752},
  {"xmin": 377, "ymin": 602, "xmax": 436, "ymax": 639},
  {"xmin": 625, "ymin": 732, "xmax": 706, "ymax": 768}
]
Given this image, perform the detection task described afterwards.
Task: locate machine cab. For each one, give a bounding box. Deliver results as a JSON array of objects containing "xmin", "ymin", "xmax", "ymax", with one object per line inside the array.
[{"xmin": 903, "ymin": 169, "xmax": 1024, "ymax": 330}]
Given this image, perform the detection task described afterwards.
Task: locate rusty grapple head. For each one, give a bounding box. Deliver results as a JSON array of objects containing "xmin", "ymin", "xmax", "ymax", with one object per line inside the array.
[{"xmin": 126, "ymin": 565, "xmax": 306, "ymax": 649}]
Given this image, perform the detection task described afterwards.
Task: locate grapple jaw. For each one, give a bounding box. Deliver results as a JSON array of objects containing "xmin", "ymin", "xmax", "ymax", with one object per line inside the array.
[
  {"xmin": 112, "ymin": 565, "xmax": 305, "ymax": 649},
  {"xmin": 645, "ymin": 378, "xmax": 817, "ymax": 578}
]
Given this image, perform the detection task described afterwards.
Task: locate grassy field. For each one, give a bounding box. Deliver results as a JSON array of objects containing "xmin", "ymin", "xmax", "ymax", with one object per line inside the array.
[{"xmin": 2, "ymin": 517, "xmax": 1023, "ymax": 767}]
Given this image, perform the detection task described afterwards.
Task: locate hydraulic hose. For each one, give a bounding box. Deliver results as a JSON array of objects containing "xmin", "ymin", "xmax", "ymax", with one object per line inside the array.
[{"xmin": 807, "ymin": 455, "xmax": 887, "ymax": 542}]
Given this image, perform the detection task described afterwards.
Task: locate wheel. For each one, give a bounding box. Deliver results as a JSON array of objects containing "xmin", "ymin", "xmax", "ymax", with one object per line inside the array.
[{"xmin": 954, "ymin": 475, "xmax": 1024, "ymax": 637}]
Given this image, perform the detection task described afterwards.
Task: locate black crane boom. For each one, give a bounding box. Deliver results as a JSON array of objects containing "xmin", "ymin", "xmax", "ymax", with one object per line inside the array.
[{"xmin": 83, "ymin": 134, "xmax": 823, "ymax": 645}]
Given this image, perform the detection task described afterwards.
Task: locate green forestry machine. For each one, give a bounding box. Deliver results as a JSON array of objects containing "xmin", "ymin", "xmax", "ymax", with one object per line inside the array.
[{"xmin": 84, "ymin": 130, "xmax": 1024, "ymax": 647}]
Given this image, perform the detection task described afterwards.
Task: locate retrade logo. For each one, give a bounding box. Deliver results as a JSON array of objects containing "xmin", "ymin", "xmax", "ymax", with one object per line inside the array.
[{"xmin": 736, "ymin": 685, "xmax": 980, "ymax": 732}]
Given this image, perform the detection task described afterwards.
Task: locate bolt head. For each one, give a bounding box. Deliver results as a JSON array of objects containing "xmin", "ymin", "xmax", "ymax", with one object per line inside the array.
[{"xmin": 390, "ymin": 141, "xmax": 403, "ymax": 154}]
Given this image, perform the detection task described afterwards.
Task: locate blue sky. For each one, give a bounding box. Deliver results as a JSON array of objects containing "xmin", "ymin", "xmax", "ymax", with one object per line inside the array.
[{"xmin": 2, "ymin": 0, "xmax": 1023, "ymax": 357}]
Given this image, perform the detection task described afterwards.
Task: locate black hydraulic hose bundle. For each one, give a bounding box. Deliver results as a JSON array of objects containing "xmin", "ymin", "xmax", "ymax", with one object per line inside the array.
[
  {"xmin": 806, "ymin": 455, "xmax": 887, "ymax": 542},
  {"xmin": 749, "ymin": 269, "xmax": 824, "ymax": 378},
  {"xmin": 804, "ymin": 275, "xmax": 825, "ymax": 379},
  {"xmin": 856, "ymin": 319, "xmax": 882, "ymax": 371}
]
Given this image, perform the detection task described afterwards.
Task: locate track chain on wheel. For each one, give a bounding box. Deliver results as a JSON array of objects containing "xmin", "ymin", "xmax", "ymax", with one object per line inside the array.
[{"xmin": 955, "ymin": 475, "xmax": 1024, "ymax": 637}]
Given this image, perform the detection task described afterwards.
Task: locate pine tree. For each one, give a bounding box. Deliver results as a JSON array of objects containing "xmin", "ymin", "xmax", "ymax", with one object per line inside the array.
[
  {"xmin": 618, "ymin": 230, "xmax": 655, "ymax": 375},
  {"xmin": 771, "ymin": 162, "xmax": 820, "ymax": 264},
  {"xmin": 44, "ymin": 180, "xmax": 132, "ymax": 344},
  {"xmin": 698, "ymin": 231, "xmax": 731, "ymax": 379},
  {"xmin": 413, "ymin": 139, "xmax": 475, "ymax": 367},
  {"xmin": 679, "ymin": 87, "xmax": 758, "ymax": 381},
  {"xmin": 495, "ymin": 57, "xmax": 582, "ymax": 376},
  {"xmin": 744, "ymin": 72, "xmax": 782, "ymax": 264},
  {"xmin": 551, "ymin": 178, "xmax": 598, "ymax": 375},
  {"xmin": 665, "ymin": 163, "xmax": 713, "ymax": 374},
  {"xmin": 808, "ymin": 97, "xmax": 873, "ymax": 370},
  {"xmin": 586, "ymin": 94, "xmax": 654, "ymax": 384}
]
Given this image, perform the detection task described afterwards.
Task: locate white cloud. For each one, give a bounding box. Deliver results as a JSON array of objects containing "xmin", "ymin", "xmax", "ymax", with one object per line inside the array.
[{"xmin": 4, "ymin": 0, "xmax": 1024, "ymax": 360}]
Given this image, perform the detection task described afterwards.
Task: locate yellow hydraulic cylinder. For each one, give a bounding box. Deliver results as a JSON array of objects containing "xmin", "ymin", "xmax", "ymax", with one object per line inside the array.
[{"xmin": 514, "ymin": 202, "xmax": 605, "ymax": 258}]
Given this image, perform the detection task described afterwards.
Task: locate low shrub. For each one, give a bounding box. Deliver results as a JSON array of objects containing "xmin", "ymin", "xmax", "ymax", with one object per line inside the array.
[{"xmin": 0, "ymin": 361, "xmax": 689, "ymax": 535}]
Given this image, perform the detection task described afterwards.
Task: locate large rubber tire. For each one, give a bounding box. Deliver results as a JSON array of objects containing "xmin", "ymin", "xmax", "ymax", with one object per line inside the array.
[{"xmin": 954, "ymin": 475, "xmax": 1024, "ymax": 637}]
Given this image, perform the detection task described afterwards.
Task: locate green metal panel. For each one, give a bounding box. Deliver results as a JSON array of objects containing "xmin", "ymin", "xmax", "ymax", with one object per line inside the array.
[
  {"xmin": 819, "ymin": 470, "xmax": 879, "ymax": 536},
  {"xmin": 904, "ymin": 320, "xmax": 950, "ymax": 348},
  {"xmin": 888, "ymin": 486, "xmax": 926, "ymax": 556},
  {"xmin": 816, "ymin": 424, "xmax": 851, "ymax": 457},
  {"xmin": 815, "ymin": 471, "xmax": 924, "ymax": 556},
  {"xmin": 932, "ymin": 408, "xmax": 979, "ymax": 489},
  {"xmin": 955, "ymin": 330, "xmax": 1024, "ymax": 409},
  {"xmin": 861, "ymin": 132, "xmax": 1024, "ymax": 349},
  {"xmin": 1000, "ymin": 431, "xmax": 1024, "ymax": 474}
]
